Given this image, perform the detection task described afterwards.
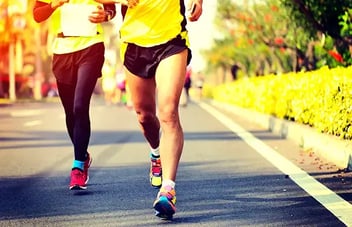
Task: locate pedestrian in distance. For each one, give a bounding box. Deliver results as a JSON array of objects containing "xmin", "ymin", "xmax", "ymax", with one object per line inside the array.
[
  {"xmin": 194, "ymin": 71, "xmax": 204, "ymax": 100},
  {"xmin": 94, "ymin": 0, "xmax": 203, "ymax": 220},
  {"xmin": 115, "ymin": 67, "xmax": 127, "ymax": 105},
  {"xmin": 180, "ymin": 64, "xmax": 192, "ymax": 107},
  {"xmin": 102, "ymin": 62, "xmax": 117, "ymax": 105},
  {"xmin": 33, "ymin": 0, "xmax": 116, "ymax": 190}
]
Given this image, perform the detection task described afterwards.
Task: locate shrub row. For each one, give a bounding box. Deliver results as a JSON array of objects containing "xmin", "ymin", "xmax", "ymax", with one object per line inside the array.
[{"xmin": 211, "ymin": 66, "xmax": 352, "ymax": 140}]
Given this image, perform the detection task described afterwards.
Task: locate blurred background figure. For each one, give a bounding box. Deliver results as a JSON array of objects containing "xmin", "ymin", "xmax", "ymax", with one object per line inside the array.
[
  {"xmin": 180, "ymin": 64, "xmax": 192, "ymax": 107},
  {"xmin": 124, "ymin": 81, "xmax": 133, "ymax": 110},
  {"xmin": 115, "ymin": 67, "xmax": 127, "ymax": 105},
  {"xmin": 194, "ymin": 71, "xmax": 204, "ymax": 100},
  {"xmin": 101, "ymin": 62, "xmax": 117, "ymax": 105},
  {"xmin": 41, "ymin": 76, "xmax": 58, "ymax": 98}
]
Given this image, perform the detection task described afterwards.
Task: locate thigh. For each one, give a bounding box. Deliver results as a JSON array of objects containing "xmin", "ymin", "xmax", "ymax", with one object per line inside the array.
[
  {"xmin": 79, "ymin": 43, "xmax": 105, "ymax": 79},
  {"xmin": 74, "ymin": 65, "xmax": 100, "ymax": 109},
  {"xmin": 53, "ymin": 53, "xmax": 76, "ymax": 85},
  {"xmin": 57, "ymin": 82, "xmax": 75, "ymax": 114},
  {"xmin": 74, "ymin": 43, "xmax": 105, "ymax": 108},
  {"xmin": 125, "ymin": 68, "xmax": 157, "ymax": 114},
  {"xmin": 155, "ymin": 49, "xmax": 188, "ymax": 109}
]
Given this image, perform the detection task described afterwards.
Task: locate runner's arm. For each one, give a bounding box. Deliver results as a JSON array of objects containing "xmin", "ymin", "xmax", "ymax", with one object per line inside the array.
[
  {"xmin": 33, "ymin": 1, "xmax": 55, "ymax": 23},
  {"xmin": 103, "ymin": 3, "xmax": 117, "ymax": 21}
]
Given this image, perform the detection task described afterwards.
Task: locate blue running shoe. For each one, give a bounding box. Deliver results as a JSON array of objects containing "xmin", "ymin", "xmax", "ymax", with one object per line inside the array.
[{"xmin": 153, "ymin": 185, "xmax": 176, "ymax": 220}]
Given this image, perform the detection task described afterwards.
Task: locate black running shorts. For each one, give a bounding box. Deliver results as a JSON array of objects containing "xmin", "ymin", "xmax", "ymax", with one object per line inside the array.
[{"xmin": 123, "ymin": 35, "xmax": 192, "ymax": 78}]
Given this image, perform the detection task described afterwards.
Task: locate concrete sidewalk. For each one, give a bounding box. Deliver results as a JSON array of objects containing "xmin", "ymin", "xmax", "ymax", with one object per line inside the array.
[{"xmin": 209, "ymin": 100, "xmax": 352, "ymax": 171}]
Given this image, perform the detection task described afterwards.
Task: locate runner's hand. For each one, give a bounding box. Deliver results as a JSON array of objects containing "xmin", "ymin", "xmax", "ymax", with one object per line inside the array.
[
  {"xmin": 50, "ymin": 0, "xmax": 70, "ymax": 9},
  {"xmin": 94, "ymin": 0, "xmax": 139, "ymax": 8},
  {"xmin": 89, "ymin": 5, "xmax": 106, "ymax": 23},
  {"xmin": 121, "ymin": 0, "xmax": 139, "ymax": 8},
  {"xmin": 187, "ymin": 0, "xmax": 203, "ymax": 22}
]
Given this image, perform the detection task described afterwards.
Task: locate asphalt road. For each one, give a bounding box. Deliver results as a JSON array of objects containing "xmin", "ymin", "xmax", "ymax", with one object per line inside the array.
[{"xmin": 0, "ymin": 96, "xmax": 351, "ymax": 226}]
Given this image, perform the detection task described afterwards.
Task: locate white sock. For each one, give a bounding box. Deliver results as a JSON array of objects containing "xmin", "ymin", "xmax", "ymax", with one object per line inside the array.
[
  {"xmin": 150, "ymin": 147, "xmax": 160, "ymax": 157},
  {"xmin": 162, "ymin": 179, "xmax": 176, "ymax": 189}
]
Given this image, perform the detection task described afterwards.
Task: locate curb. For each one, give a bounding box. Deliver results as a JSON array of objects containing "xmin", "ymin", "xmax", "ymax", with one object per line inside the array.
[
  {"xmin": 0, "ymin": 104, "xmax": 12, "ymax": 107},
  {"xmin": 209, "ymin": 100, "xmax": 352, "ymax": 170},
  {"xmin": 0, "ymin": 98, "xmax": 60, "ymax": 107}
]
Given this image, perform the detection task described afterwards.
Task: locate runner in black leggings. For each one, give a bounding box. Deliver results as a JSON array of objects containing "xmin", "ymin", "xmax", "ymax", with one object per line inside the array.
[{"xmin": 33, "ymin": 0, "xmax": 116, "ymax": 190}]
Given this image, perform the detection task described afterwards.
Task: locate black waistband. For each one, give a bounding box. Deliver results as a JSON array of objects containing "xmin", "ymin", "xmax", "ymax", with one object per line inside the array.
[{"xmin": 57, "ymin": 32, "xmax": 100, "ymax": 38}]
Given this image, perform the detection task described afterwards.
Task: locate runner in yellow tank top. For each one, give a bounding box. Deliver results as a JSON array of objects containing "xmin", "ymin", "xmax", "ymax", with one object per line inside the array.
[
  {"xmin": 96, "ymin": 0, "xmax": 203, "ymax": 220},
  {"xmin": 120, "ymin": 0, "xmax": 189, "ymax": 47}
]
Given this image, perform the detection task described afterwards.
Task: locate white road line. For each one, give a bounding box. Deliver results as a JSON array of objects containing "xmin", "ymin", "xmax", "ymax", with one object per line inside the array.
[
  {"xmin": 199, "ymin": 102, "xmax": 352, "ymax": 226},
  {"xmin": 10, "ymin": 110, "xmax": 42, "ymax": 117},
  {"xmin": 24, "ymin": 120, "xmax": 42, "ymax": 127}
]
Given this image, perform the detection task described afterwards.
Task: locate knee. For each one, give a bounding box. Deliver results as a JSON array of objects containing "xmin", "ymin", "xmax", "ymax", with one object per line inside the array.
[
  {"xmin": 136, "ymin": 110, "xmax": 156, "ymax": 125},
  {"xmin": 73, "ymin": 104, "xmax": 89, "ymax": 117},
  {"xmin": 158, "ymin": 106, "xmax": 179, "ymax": 125}
]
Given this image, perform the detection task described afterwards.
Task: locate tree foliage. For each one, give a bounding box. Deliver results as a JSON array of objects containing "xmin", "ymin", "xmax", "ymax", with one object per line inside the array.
[
  {"xmin": 0, "ymin": 0, "xmax": 39, "ymax": 74},
  {"xmin": 281, "ymin": 0, "xmax": 352, "ymax": 65},
  {"xmin": 203, "ymin": 0, "xmax": 352, "ymax": 80}
]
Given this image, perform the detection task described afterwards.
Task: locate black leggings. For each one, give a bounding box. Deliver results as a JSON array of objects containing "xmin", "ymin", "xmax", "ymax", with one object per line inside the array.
[
  {"xmin": 57, "ymin": 75, "xmax": 98, "ymax": 161},
  {"xmin": 54, "ymin": 43, "xmax": 104, "ymax": 161}
]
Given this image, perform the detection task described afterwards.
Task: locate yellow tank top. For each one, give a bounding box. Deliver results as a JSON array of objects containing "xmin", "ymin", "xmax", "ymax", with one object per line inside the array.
[
  {"xmin": 120, "ymin": 0, "xmax": 189, "ymax": 47},
  {"xmin": 38, "ymin": 0, "xmax": 104, "ymax": 54}
]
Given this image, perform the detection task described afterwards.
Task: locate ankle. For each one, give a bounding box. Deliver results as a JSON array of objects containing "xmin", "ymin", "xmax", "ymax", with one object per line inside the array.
[
  {"xmin": 162, "ymin": 179, "xmax": 175, "ymax": 189},
  {"xmin": 150, "ymin": 147, "xmax": 160, "ymax": 157}
]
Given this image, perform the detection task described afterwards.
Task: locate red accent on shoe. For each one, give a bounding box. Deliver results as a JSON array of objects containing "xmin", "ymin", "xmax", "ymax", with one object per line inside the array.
[
  {"xmin": 150, "ymin": 156, "xmax": 162, "ymax": 188},
  {"xmin": 83, "ymin": 152, "xmax": 92, "ymax": 184}
]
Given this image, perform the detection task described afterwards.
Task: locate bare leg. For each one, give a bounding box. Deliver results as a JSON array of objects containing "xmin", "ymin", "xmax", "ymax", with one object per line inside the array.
[
  {"xmin": 125, "ymin": 49, "xmax": 188, "ymax": 182},
  {"xmin": 125, "ymin": 70, "xmax": 160, "ymax": 150},
  {"xmin": 155, "ymin": 49, "xmax": 188, "ymax": 181}
]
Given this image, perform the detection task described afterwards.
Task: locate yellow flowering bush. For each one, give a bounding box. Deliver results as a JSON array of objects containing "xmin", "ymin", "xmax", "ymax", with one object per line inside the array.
[{"xmin": 212, "ymin": 66, "xmax": 352, "ymax": 139}]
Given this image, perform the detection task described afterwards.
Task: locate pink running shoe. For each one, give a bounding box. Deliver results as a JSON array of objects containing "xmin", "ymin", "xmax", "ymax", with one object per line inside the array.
[
  {"xmin": 69, "ymin": 169, "xmax": 87, "ymax": 190},
  {"xmin": 83, "ymin": 152, "xmax": 92, "ymax": 184}
]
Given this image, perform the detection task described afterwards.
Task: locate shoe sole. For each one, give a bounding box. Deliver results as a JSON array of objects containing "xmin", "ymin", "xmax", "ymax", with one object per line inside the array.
[
  {"xmin": 150, "ymin": 175, "xmax": 162, "ymax": 188},
  {"xmin": 153, "ymin": 196, "xmax": 175, "ymax": 220},
  {"xmin": 69, "ymin": 184, "xmax": 87, "ymax": 190}
]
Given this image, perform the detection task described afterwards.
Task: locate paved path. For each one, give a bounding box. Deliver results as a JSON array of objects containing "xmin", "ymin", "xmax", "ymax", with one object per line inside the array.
[{"xmin": 0, "ymin": 97, "xmax": 351, "ymax": 226}]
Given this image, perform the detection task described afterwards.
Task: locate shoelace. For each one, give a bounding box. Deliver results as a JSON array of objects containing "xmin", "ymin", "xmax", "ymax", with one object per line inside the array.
[{"xmin": 159, "ymin": 186, "xmax": 176, "ymax": 201}]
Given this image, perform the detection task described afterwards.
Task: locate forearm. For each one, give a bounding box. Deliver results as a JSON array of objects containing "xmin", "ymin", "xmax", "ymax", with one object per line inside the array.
[
  {"xmin": 95, "ymin": 0, "xmax": 137, "ymax": 8},
  {"xmin": 33, "ymin": 1, "xmax": 55, "ymax": 23},
  {"xmin": 33, "ymin": 1, "xmax": 117, "ymax": 23},
  {"xmin": 95, "ymin": 0, "xmax": 119, "ymax": 3},
  {"xmin": 103, "ymin": 4, "xmax": 117, "ymax": 21}
]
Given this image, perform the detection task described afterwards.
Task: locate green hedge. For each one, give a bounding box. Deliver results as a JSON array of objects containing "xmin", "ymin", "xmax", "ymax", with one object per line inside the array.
[{"xmin": 212, "ymin": 66, "xmax": 352, "ymax": 140}]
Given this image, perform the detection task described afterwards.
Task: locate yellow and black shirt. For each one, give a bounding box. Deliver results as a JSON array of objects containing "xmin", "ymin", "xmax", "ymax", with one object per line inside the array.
[{"xmin": 120, "ymin": 0, "xmax": 190, "ymax": 48}]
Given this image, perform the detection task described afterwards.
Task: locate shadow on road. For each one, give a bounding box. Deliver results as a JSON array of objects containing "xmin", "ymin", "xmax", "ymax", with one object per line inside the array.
[
  {"xmin": 0, "ymin": 129, "xmax": 283, "ymax": 151},
  {"xmin": 0, "ymin": 161, "xmax": 345, "ymax": 226}
]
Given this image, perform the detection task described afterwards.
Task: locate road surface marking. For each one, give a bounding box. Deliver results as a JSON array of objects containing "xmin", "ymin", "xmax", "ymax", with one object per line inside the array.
[
  {"xmin": 200, "ymin": 102, "xmax": 352, "ymax": 226},
  {"xmin": 11, "ymin": 110, "xmax": 42, "ymax": 117},
  {"xmin": 24, "ymin": 120, "xmax": 42, "ymax": 127}
]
